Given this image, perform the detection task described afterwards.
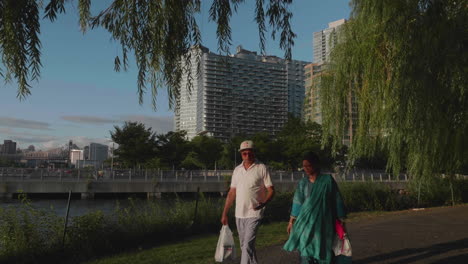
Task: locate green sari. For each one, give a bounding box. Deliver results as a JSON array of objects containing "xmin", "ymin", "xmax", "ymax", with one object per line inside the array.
[{"xmin": 283, "ymin": 174, "xmax": 346, "ymax": 264}]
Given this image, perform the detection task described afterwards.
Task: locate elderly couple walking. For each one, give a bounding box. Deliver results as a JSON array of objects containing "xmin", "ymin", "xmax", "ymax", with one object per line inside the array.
[{"xmin": 221, "ymin": 140, "xmax": 349, "ymax": 264}]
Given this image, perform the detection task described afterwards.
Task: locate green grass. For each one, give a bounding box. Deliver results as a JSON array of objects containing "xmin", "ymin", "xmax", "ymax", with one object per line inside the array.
[
  {"xmin": 2, "ymin": 181, "xmax": 466, "ymax": 263},
  {"xmin": 85, "ymin": 221, "xmax": 289, "ymax": 264},
  {"xmin": 84, "ymin": 211, "xmax": 396, "ymax": 264}
]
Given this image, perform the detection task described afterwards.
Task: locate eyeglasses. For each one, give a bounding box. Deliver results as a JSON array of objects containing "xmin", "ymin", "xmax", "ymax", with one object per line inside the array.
[{"xmin": 241, "ymin": 151, "xmax": 254, "ymax": 156}]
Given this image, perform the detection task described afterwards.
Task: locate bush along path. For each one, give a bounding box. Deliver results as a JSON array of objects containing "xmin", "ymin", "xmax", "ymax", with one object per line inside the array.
[{"xmin": 0, "ymin": 179, "xmax": 466, "ymax": 264}]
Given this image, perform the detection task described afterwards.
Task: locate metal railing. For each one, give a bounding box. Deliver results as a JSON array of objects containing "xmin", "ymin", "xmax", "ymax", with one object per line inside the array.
[{"xmin": 0, "ymin": 167, "xmax": 446, "ymax": 183}]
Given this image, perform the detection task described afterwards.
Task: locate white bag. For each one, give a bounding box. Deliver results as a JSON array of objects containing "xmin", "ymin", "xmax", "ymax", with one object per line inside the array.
[
  {"xmin": 332, "ymin": 233, "xmax": 352, "ymax": 257},
  {"xmin": 214, "ymin": 225, "xmax": 236, "ymax": 262}
]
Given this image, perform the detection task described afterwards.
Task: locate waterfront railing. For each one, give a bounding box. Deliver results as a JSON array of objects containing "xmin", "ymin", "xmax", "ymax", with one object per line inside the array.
[{"xmin": 1, "ymin": 167, "xmax": 464, "ymax": 183}]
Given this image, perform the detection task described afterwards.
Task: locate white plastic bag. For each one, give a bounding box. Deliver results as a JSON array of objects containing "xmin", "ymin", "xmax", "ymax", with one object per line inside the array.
[
  {"xmin": 332, "ymin": 233, "xmax": 352, "ymax": 257},
  {"xmin": 214, "ymin": 225, "xmax": 236, "ymax": 262}
]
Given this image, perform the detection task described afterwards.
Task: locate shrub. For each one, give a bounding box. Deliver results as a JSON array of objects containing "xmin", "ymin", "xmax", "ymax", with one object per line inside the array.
[
  {"xmin": 0, "ymin": 179, "xmax": 465, "ymax": 263},
  {"xmin": 0, "ymin": 204, "xmax": 62, "ymax": 263},
  {"xmin": 263, "ymin": 192, "xmax": 294, "ymax": 222},
  {"xmin": 408, "ymin": 177, "xmax": 468, "ymax": 207}
]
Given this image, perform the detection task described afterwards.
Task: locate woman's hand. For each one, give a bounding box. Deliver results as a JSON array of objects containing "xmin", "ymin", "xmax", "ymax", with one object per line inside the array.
[
  {"xmin": 341, "ymin": 219, "xmax": 347, "ymax": 233},
  {"xmin": 287, "ymin": 222, "xmax": 294, "ymax": 235},
  {"xmin": 287, "ymin": 217, "xmax": 296, "ymax": 235}
]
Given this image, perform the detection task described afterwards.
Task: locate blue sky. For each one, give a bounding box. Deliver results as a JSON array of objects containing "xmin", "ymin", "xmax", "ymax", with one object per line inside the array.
[{"xmin": 0, "ymin": 0, "xmax": 350, "ymax": 150}]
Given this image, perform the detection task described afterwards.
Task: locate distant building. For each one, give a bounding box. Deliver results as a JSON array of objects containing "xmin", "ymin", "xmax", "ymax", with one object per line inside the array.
[
  {"xmin": 84, "ymin": 146, "xmax": 90, "ymax": 160},
  {"xmin": 45, "ymin": 147, "xmax": 66, "ymax": 158},
  {"xmin": 70, "ymin": 149, "xmax": 84, "ymax": 165},
  {"xmin": 1, "ymin": 140, "xmax": 17, "ymax": 154},
  {"xmin": 89, "ymin": 143, "xmax": 108, "ymax": 162},
  {"xmin": 21, "ymin": 150, "xmax": 66, "ymax": 168},
  {"xmin": 313, "ymin": 19, "xmax": 346, "ymax": 64},
  {"xmin": 72, "ymin": 143, "xmax": 108, "ymax": 169},
  {"xmin": 76, "ymin": 159, "xmax": 103, "ymax": 169},
  {"xmin": 305, "ymin": 19, "xmax": 357, "ymax": 145},
  {"xmin": 285, "ymin": 59, "xmax": 309, "ymax": 117},
  {"xmin": 303, "ymin": 63, "xmax": 325, "ymax": 124},
  {"xmin": 175, "ymin": 45, "xmax": 309, "ymax": 141}
]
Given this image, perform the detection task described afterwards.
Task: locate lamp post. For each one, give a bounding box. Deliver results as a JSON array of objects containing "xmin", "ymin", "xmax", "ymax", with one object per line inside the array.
[
  {"xmin": 104, "ymin": 136, "xmax": 115, "ymax": 172},
  {"xmin": 111, "ymin": 143, "xmax": 114, "ymax": 172},
  {"xmin": 233, "ymin": 147, "xmax": 237, "ymax": 169}
]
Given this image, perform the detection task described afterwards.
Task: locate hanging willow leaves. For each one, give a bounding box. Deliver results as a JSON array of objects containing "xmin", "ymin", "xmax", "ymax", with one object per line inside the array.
[
  {"xmin": 0, "ymin": 0, "xmax": 42, "ymax": 99},
  {"xmin": 0, "ymin": 0, "xmax": 296, "ymax": 109},
  {"xmin": 321, "ymin": 0, "xmax": 467, "ymax": 181}
]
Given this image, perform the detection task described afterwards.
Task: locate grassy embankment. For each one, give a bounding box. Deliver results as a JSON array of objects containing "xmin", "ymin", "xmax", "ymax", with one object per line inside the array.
[
  {"xmin": 85, "ymin": 210, "xmax": 396, "ymax": 264},
  {"xmin": 0, "ymin": 178, "xmax": 466, "ymax": 264}
]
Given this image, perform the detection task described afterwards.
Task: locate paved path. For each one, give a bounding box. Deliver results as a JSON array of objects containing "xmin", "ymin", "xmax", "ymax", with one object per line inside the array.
[{"xmin": 250, "ymin": 205, "xmax": 468, "ymax": 264}]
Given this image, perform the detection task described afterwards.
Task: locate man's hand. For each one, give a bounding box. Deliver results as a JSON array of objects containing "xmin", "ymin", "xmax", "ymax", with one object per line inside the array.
[
  {"xmin": 253, "ymin": 202, "xmax": 266, "ymax": 210},
  {"xmin": 221, "ymin": 188, "xmax": 236, "ymax": 226},
  {"xmin": 221, "ymin": 214, "xmax": 228, "ymax": 226}
]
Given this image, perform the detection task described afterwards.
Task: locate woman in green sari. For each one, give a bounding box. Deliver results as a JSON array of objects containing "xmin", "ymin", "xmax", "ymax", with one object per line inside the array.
[{"xmin": 283, "ymin": 152, "xmax": 349, "ymax": 264}]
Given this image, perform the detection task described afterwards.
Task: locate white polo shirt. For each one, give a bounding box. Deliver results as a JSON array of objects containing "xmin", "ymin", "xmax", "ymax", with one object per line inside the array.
[{"xmin": 230, "ymin": 161, "xmax": 273, "ymax": 218}]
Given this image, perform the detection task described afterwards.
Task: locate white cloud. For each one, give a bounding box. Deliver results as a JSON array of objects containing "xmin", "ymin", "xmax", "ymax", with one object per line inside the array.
[
  {"xmin": 67, "ymin": 136, "xmax": 113, "ymax": 149},
  {"xmin": 0, "ymin": 129, "xmax": 58, "ymax": 144},
  {"xmin": 40, "ymin": 140, "xmax": 66, "ymax": 150},
  {"xmin": 0, "ymin": 128, "xmax": 112, "ymax": 150},
  {"xmin": 60, "ymin": 114, "xmax": 174, "ymax": 134},
  {"xmin": 61, "ymin": 115, "xmax": 118, "ymax": 124},
  {"xmin": 0, "ymin": 128, "xmax": 13, "ymax": 134},
  {"xmin": 0, "ymin": 117, "xmax": 52, "ymax": 130},
  {"xmin": 119, "ymin": 115, "xmax": 173, "ymax": 134},
  {"xmin": 28, "ymin": 136, "xmax": 112, "ymax": 150},
  {"xmin": 0, "ymin": 114, "xmax": 174, "ymax": 150}
]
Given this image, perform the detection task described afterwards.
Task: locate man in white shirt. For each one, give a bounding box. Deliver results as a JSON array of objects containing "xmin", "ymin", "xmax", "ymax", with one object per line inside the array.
[{"xmin": 221, "ymin": 140, "xmax": 275, "ymax": 264}]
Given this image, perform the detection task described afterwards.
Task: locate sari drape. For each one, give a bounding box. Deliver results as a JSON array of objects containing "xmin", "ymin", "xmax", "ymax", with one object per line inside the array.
[{"xmin": 283, "ymin": 174, "xmax": 346, "ymax": 264}]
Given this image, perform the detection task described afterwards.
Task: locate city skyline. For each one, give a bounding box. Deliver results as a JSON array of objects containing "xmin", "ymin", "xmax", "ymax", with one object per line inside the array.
[{"xmin": 0, "ymin": 1, "xmax": 351, "ymax": 150}]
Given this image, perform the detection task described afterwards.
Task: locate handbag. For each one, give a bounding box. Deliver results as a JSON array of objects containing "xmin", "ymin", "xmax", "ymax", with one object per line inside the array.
[{"xmin": 214, "ymin": 225, "xmax": 236, "ymax": 262}]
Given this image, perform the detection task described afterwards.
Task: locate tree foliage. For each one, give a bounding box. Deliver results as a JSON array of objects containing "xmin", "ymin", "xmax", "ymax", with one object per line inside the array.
[
  {"xmin": 276, "ymin": 116, "xmax": 331, "ymax": 170},
  {"xmin": 0, "ymin": 0, "xmax": 41, "ymax": 99},
  {"xmin": 108, "ymin": 121, "xmax": 347, "ymax": 170},
  {"xmin": 321, "ymin": 0, "xmax": 467, "ymax": 180},
  {"xmin": 110, "ymin": 121, "xmax": 157, "ymax": 167},
  {"xmin": 1, "ymin": 0, "xmax": 296, "ymax": 108},
  {"xmin": 155, "ymin": 130, "xmax": 190, "ymax": 169},
  {"xmin": 188, "ymin": 135, "xmax": 223, "ymax": 169},
  {"xmin": 217, "ymin": 135, "xmax": 244, "ymax": 169}
]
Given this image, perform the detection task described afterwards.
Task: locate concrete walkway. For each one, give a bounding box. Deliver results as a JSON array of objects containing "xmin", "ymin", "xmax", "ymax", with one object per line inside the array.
[{"xmin": 251, "ymin": 205, "xmax": 468, "ymax": 264}]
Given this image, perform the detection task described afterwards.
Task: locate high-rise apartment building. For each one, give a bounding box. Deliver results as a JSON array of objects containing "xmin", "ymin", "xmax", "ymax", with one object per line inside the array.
[
  {"xmin": 175, "ymin": 45, "xmax": 309, "ymax": 141},
  {"xmin": 286, "ymin": 60, "xmax": 309, "ymax": 117},
  {"xmin": 306, "ymin": 19, "xmax": 357, "ymax": 145},
  {"xmin": 306, "ymin": 19, "xmax": 347, "ymax": 124},
  {"xmin": 313, "ymin": 19, "xmax": 346, "ymax": 64},
  {"xmin": 304, "ymin": 63, "xmax": 324, "ymax": 124}
]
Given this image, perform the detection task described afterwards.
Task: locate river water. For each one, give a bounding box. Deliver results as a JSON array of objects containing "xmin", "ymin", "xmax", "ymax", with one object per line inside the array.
[
  {"xmin": 0, "ymin": 194, "xmax": 221, "ymax": 218},
  {"xmin": 0, "ymin": 199, "xmax": 150, "ymax": 218}
]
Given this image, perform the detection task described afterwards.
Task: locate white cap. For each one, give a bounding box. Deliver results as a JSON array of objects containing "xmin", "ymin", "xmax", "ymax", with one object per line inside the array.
[{"xmin": 239, "ymin": 140, "xmax": 254, "ymax": 152}]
